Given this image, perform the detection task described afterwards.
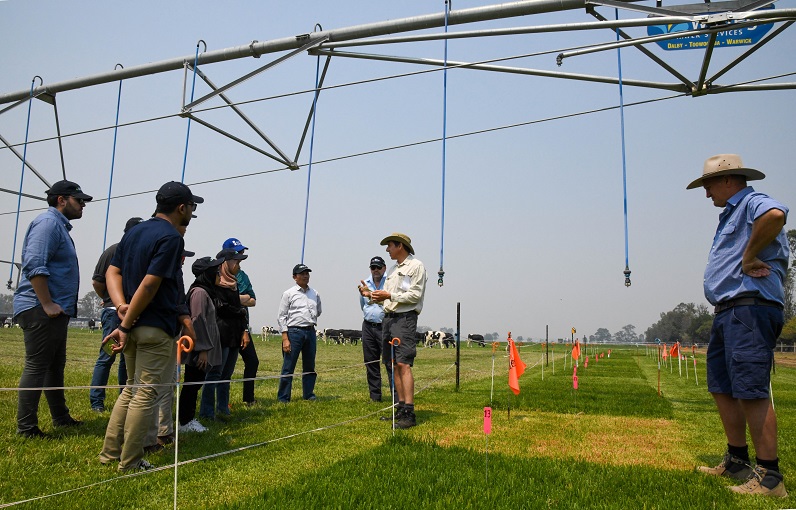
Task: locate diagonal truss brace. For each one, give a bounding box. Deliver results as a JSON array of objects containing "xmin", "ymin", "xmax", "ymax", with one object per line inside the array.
[
  {"xmin": 587, "ymin": 7, "xmax": 694, "ymax": 89},
  {"xmin": 294, "ymin": 55, "xmax": 333, "ymax": 164},
  {"xmin": 187, "ymin": 65, "xmax": 298, "ymax": 169},
  {"xmin": 179, "ymin": 36, "xmax": 331, "ymax": 169},
  {"xmin": 183, "ymin": 36, "xmax": 329, "ymax": 112},
  {"xmin": 0, "ymin": 131, "xmax": 51, "ymax": 191}
]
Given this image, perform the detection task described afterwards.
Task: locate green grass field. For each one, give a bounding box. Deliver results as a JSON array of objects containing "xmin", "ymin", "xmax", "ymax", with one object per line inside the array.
[{"xmin": 0, "ymin": 329, "xmax": 793, "ymax": 509}]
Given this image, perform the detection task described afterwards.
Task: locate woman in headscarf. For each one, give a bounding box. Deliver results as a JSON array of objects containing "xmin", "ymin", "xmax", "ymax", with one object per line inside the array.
[
  {"xmin": 199, "ymin": 248, "xmax": 249, "ymax": 420},
  {"xmin": 178, "ymin": 256, "xmax": 223, "ymax": 432}
]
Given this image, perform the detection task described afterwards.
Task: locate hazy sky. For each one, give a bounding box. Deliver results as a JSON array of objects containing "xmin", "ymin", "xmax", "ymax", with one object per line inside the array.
[{"xmin": 1, "ymin": 1, "xmax": 794, "ymax": 341}]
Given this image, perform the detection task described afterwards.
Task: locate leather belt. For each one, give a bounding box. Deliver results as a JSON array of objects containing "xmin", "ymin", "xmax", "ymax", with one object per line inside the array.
[
  {"xmin": 384, "ymin": 310, "xmax": 418, "ymax": 318},
  {"xmin": 714, "ymin": 297, "xmax": 783, "ymax": 314},
  {"xmin": 289, "ymin": 325, "xmax": 315, "ymax": 330}
]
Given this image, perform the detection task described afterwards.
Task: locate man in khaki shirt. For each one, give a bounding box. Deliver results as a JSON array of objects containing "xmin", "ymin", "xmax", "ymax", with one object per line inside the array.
[{"xmin": 362, "ymin": 232, "xmax": 426, "ymax": 429}]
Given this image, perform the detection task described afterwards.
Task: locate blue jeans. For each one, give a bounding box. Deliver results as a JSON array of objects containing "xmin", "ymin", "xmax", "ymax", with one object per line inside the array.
[
  {"xmin": 199, "ymin": 346, "xmax": 230, "ymax": 419},
  {"xmin": 89, "ymin": 308, "xmax": 127, "ymax": 409},
  {"xmin": 277, "ymin": 327, "xmax": 317, "ymax": 402},
  {"xmin": 218, "ymin": 346, "xmax": 239, "ymax": 415}
]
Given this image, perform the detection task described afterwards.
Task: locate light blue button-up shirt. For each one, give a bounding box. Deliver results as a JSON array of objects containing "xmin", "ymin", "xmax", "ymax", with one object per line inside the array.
[
  {"xmin": 360, "ymin": 275, "xmax": 385, "ymax": 323},
  {"xmin": 277, "ymin": 285, "xmax": 322, "ymax": 332},
  {"xmin": 704, "ymin": 186, "xmax": 789, "ymax": 306},
  {"xmin": 13, "ymin": 207, "xmax": 80, "ymax": 317}
]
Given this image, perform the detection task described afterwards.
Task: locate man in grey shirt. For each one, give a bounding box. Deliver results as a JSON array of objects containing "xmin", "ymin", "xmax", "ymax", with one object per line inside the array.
[{"xmin": 277, "ymin": 264, "xmax": 322, "ymax": 403}]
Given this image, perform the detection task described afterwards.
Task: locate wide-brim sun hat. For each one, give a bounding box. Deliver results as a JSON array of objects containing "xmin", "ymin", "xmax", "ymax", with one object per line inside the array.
[
  {"xmin": 686, "ymin": 154, "xmax": 766, "ymax": 190},
  {"xmin": 380, "ymin": 232, "xmax": 414, "ymax": 255}
]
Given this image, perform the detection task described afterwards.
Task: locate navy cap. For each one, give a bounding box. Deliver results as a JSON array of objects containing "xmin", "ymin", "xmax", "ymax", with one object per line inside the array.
[
  {"xmin": 292, "ymin": 264, "xmax": 312, "ymax": 275},
  {"xmin": 216, "ymin": 248, "xmax": 248, "ymax": 261},
  {"xmin": 222, "ymin": 237, "xmax": 248, "ymax": 252},
  {"xmin": 369, "ymin": 256, "xmax": 386, "ymax": 268},
  {"xmin": 46, "ymin": 180, "xmax": 93, "ymax": 201},
  {"xmin": 156, "ymin": 181, "xmax": 204, "ymax": 206}
]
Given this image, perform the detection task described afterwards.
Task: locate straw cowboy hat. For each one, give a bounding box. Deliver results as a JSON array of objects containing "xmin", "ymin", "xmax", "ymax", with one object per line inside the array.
[
  {"xmin": 686, "ymin": 154, "xmax": 766, "ymax": 190},
  {"xmin": 380, "ymin": 232, "xmax": 414, "ymax": 255}
]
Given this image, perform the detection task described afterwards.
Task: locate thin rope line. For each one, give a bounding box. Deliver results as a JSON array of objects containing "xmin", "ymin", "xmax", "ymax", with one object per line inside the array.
[
  {"xmin": 0, "ymin": 362, "xmax": 456, "ymax": 509},
  {"xmin": 180, "ymin": 44, "xmax": 201, "ymax": 183},
  {"xmin": 0, "ymin": 94, "xmax": 683, "ymax": 218},
  {"xmin": 102, "ymin": 77, "xmax": 124, "ymax": 251},
  {"xmin": 301, "ymin": 54, "xmax": 322, "ymax": 264},
  {"xmin": 7, "ymin": 78, "xmax": 37, "ymax": 290},
  {"xmin": 439, "ymin": 0, "xmax": 450, "ymax": 288},
  {"xmin": 616, "ymin": 9, "xmax": 631, "ymax": 283}
]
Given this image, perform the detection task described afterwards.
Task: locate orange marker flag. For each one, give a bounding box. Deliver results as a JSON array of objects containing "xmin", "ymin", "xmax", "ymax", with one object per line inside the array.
[
  {"xmin": 670, "ymin": 342, "xmax": 680, "ymax": 358},
  {"xmin": 571, "ymin": 340, "xmax": 581, "ymax": 361},
  {"xmin": 508, "ymin": 337, "xmax": 526, "ymax": 395}
]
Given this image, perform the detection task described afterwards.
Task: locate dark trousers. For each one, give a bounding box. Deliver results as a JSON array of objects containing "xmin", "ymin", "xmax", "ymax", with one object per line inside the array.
[
  {"xmin": 178, "ymin": 363, "xmax": 206, "ymax": 426},
  {"xmin": 239, "ymin": 340, "xmax": 259, "ymax": 403},
  {"xmin": 16, "ymin": 306, "xmax": 71, "ymax": 433},
  {"xmin": 277, "ymin": 327, "xmax": 317, "ymax": 402},
  {"xmin": 362, "ymin": 320, "xmax": 388, "ymax": 401}
]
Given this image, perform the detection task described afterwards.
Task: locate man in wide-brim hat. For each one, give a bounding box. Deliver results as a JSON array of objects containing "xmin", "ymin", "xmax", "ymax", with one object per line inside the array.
[
  {"xmin": 362, "ymin": 232, "xmax": 427, "ymax": 429},
  {"xmin": 690, "ymin": 154, "xmax": 790, "ymax": 498}
]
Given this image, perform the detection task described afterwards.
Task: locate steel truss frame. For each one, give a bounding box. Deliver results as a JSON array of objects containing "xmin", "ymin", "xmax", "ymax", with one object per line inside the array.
[{"xmin": 0, "ymin": 0, "xmax": 794, "ymax": 181}]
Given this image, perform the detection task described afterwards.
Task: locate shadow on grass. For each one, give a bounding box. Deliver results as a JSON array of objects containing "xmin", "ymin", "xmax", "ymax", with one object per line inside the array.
[{"xmin": 219, "ymin": 436, "xmax": 747, "ymax": 510}]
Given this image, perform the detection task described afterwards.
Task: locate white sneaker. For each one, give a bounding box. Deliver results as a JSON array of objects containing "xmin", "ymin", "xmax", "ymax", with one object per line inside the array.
[{"xmin": 178, "ymin": 419, "xmax": 208, "ymax": 433}]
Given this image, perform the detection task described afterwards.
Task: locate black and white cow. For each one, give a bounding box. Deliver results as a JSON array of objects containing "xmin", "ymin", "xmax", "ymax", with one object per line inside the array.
[
  {"xmin": 424, "ymin": 331, "xmax": 446, "ymax": 348},
  {"xmin": 442, "ymin": 332, "xmax": 456, "ymax": 348},
  {"xmin": 467, "ymin": 334, "xmax": 486, "ymax": 347}
]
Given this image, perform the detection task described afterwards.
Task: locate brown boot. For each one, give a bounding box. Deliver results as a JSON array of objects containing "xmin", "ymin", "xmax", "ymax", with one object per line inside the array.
[
  {"xmin": 697, "ymin": 451, "xmax": 753, "ymax": 481},
  {"xmin": 729, "ymin": 465, "xmax": 788, "ymax": 498}
]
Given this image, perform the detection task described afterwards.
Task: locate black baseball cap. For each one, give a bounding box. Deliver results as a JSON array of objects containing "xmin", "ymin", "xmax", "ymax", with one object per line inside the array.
[
  {"xmin": 156, "ymin": 181, "xmax": 204, "ymax": 206},
  {"xmin": 369, "ymin": 256, "xmax": 386, "ymax": 268},
  {"xmin": 216, "ymin": 248, "xmax": 248, "ymax": 261},
  {"xmin": 183, "ymin": 249, "xmax": 196, "ymax": 258},
  {"xmin": 292, "ymin": 264, "xmax": 312, "ymax": 275},
  {"xmin": 124, "ymin": 217, "xmax": 144, "ymax": 232},
  {"xmin": 46, "ymin": 180, "xmax": 93, "ymax": 201},
  {"xmin": 191, "ymin": 256, "xmax": 224, "ymax": 276}
]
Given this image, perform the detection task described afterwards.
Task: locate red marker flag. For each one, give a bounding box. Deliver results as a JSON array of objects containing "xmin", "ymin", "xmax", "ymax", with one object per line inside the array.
[{"xmin": 508, "ymin": 337, "xmax": 526, "ymax": 395}]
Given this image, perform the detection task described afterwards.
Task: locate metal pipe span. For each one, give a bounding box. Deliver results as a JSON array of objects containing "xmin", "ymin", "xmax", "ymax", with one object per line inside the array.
[{"xmin": 0, "ymin": 0, "xmax": 588, "ymax": 105}]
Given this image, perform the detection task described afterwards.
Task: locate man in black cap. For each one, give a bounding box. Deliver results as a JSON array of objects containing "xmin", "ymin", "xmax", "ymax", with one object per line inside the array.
[
  {"xmin": 358, "ymin": 256, "xmax": 390, "ymax": 402},
  {"xmin": 276, "ymin": 264, "xmax": 322, "ymax": 402},
  {"xmin": 88, "ymin": 217, "xmax": 143, "ymax": 412},
  {"xmin": 99, "ymin": 181, "xmax": 201, "ymax": 472},
  {"xmin": 13, "ymin": 180, "xmax": 92, "ymax": 438}
]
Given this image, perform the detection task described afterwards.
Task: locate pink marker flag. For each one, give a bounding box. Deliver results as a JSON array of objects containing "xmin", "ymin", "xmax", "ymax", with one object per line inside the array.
[
  {"xmin": 484, "ymin": 407, "xmax": 492, "ymax": 435},
  {"xmin": 585, "ymin": 356, "xmax": 589, "ymax": 368},
  {"xmin": 573, "ymin": 366, "xmax": 579, "ymax": 390}
]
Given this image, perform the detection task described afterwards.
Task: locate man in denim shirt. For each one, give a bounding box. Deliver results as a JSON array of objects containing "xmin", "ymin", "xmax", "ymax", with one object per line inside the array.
[
  {"xmin": 13, "ymin": 180, "xmax": 92, "ymax": 438},
  {"xmin": 690, "ymin": 154, "xmax": 789, "ymax": 498},
  {"xmin": 358, "ymin": 256, "xmax": 390, "ymax": 402}
]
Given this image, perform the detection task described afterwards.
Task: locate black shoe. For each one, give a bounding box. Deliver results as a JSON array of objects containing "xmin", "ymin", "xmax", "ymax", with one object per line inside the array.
[
  {"xmin": 54, "ymin": 416, "xmax": 83, "ymax": 428},
  {"xmin": 393, "ymin": 411, "xmax": 417, "ymax": 429},
  {"xmin": 18, "ymin": 426, "xmax": 48, "ymax": 439},
  {"xmin": 371, "ymin": 395, "xmax": 382, "ymax": 403},
  {"xmin": 157, "ymin": 434, "xmax": 174, "ymax": 446},
  {"xmin": 143, "ymin": 443, "xmax": 164, "ymax": 454},
  {"xmin": 381, "ymin": 406, "xmax": 405, "ymax": 421}
]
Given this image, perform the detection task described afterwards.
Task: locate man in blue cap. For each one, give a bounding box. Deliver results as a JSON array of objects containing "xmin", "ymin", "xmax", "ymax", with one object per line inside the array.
[
  {"xmin": 14, "ymin": 180, "xmax": 92, "ymax": 438},
  {"xmin": 221, "ymin": 237, "xmax": 259, "ymax": 406}
]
